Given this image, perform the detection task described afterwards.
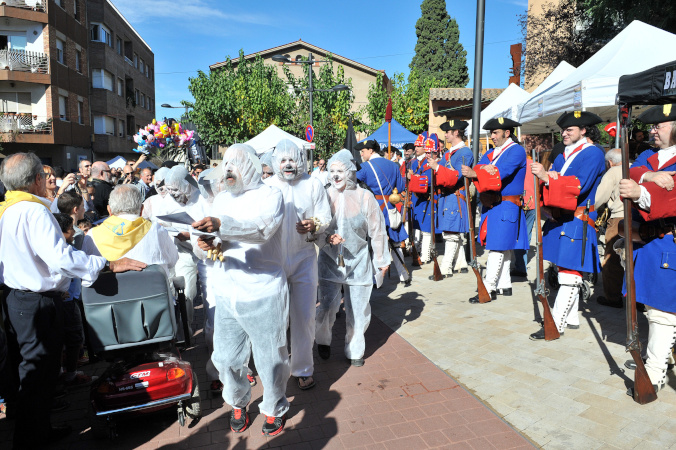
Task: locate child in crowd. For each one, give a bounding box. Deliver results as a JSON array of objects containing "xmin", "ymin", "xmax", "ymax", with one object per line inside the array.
[{"xmin": 77, "ymin": 219, "xmax": 92, "ymax": 234}]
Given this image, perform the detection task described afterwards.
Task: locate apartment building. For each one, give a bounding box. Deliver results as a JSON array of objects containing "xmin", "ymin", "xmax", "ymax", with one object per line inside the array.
[
  {"xmin": 87, "ymin": 0, "xmax": 154, "ymax": 160},
  {"xmin": 0, "ymin": 0, "xmax": 92, "ymax": 171}
]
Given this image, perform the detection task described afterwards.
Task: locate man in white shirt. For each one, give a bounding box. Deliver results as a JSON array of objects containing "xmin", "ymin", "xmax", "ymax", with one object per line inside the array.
[
  {"xmin": 311, "ymin": 158, "xmax": 329, "ymax": 185},
  {"xmin": 0, "ymin": 153, "xmax": 145, "ymax": 449},
  {"xmin": 82, "ymin": 184, "xmax": 179, "ymax": 274}
]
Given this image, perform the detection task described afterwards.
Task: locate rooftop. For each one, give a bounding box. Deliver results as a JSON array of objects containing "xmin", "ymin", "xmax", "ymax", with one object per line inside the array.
[{"xmin": 430, "ymin": 88, "xmax": 505, "ymax": 102}]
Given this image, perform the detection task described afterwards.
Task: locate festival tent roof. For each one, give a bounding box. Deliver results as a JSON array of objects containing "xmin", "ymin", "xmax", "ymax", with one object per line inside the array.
[
  {"xmin": 106, "ymin": 155, "xmax": 127, "ymax": 169},
  {"xmin": 359, "ymin": 119, "xmax": 418, "ymax": 149},
  {"xmin": 516, "ymin": 21, "xmax": 676, "ymax": 134},
  {"xmin": 618, "ymin": 59, "xmax": 676, "ymax": 105},
  {"xmin": 244, "ymin": 124, "xmax": 308, "ymax": 155},
  {"xmin": 138, "ymin": 160, "xmax": 158, "ymax": 170},
  {"xmin": 467, "ymin": 83, "xmax": 530, "ymax": 131}
]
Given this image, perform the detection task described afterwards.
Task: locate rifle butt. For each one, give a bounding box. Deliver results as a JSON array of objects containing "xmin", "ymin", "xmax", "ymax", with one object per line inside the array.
[
  {"xmin": 540, "ymin": 295, "xmax": 561, "ymax": 340},
  {"xmin": 410, "ymin": 245, "xmax": 422, "ymax": 267},
  {"xmin": 431, "ymin": 258, "xmax": 444, "ymax": 281},
  {"xmin": 629, "ymin": 349, "xmax": 658, "ymax": 404},
  {"xmin": 472, "ymin": 267, "xmax": 492, "ymax": 303}
]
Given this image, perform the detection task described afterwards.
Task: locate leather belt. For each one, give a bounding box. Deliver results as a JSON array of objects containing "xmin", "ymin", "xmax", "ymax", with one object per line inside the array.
[
  {"xmin": 639, "ymin": 219, "xmax": 676, "ymax": 242},
  {"xmin": 480, "ymin": 193, "xmax": 522, "ymax": 209},
  {"xmin": 375, "ymin": 195, "xmax": 389, "ymax": 212},
  {"xmin": 573, "ymin": 205, "xmax": 596, "ymax": 230},
  {"xmin": 501, "ymin": 195, "xmax": 522, "ymax": 207}
]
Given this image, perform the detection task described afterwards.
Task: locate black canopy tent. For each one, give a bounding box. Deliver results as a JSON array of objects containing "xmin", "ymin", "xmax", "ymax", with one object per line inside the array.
[{"xmin": 618, "ymin": 59, "xmax": 676, "ymax": 106}]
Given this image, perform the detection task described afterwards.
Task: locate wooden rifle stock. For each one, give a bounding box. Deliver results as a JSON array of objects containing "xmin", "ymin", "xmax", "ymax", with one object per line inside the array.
[
  {"xmin": 430, "ymin": 165, "xmax": 443, "ymax": 281},
  {"xmin": 463, "ymin": 158, "xmax": 491, "ymax": 302},
  {"xmin": 532, "ymin": 149, "xmax": 560, "ymax": 340},
  {"xmin": 406, "ymin": 161, "xmax": 422, "ymax": 266},
  {"xmin": 619, "ymin": 108, "xmax": 657, "ymax": 404}
]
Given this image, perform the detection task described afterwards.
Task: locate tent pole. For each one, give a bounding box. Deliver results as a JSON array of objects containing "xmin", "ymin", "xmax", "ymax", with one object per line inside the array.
[{"xmin": 470, "ymin": 0, "xmax": 486, "ymax": 164}]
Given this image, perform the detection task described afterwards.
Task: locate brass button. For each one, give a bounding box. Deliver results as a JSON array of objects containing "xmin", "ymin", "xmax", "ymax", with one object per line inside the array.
[
  {"xmin": 561, "ymin": 231, "xmax": 565, "ymax": 236},
  {"xmin": 571, "ymin": 239, "xmax": 575, "ymax": 242},
  {"xmin": 664, "ymin": 263, "xmax": 669, "ymax": 268}
]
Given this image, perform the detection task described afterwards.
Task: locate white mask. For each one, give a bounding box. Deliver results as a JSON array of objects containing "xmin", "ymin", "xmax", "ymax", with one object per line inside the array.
[
  {"xmin": 330, "ymin": 165, "xmax": 347, "ymax": 190},
  {"xmin": 279, "ymin": 157, "xmax": 299, "ymax": 181}
]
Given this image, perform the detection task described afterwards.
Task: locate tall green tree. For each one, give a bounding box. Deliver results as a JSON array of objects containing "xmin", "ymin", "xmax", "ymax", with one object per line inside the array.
[
  {"xmin": 410, "ymin": 0, "xmax": 469, "ymax": 87},
  {"xmin": 185, "ymin": 50, "xmax": 295, "ymax": 147},
  {"xmin": 282, "ymin": 55, "xmax": 355, "ymax": 160}
]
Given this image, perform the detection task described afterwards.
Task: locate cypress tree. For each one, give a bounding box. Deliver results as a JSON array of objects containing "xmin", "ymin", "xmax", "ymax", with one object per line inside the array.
[{"xmin": 410, "ymin": 0, "xmax": 469, "ymax": 87}]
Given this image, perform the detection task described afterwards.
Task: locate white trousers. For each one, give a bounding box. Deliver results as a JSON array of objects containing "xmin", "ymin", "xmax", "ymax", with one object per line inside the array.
[
  {"xmin": 645, "ymin": 307, "xmax": 676, "ymax": 387},
  {"xmin": 286, "ymin": 251, "xmax": 318, "ymax": 378},
  {"xmin": 420, "ymin": 232, "xmax": 432, "ymax": 264},
  {"xmin": 316, "ymin": 281, "xmax": 372, "ymax": 360},
  {"xmin": 551, "ymin": 272, "xmax": 581, "ymax": 332},
  {"xmin": 484, "ymin": 250, "xmax": 512, "ymax": 292},
  {"xmin": 390, "ymin": 245, "xmax": 408, "ymax": 281},
  {"xmin": 197, "ymin": 260, "xmax": 218, "ymax": 381},
  {"xmin": 441, "ymin": 233, "xmax": 467, "ymax": 275},
  {"xmin": 212, "ymin": 294, "xmax": 290, "ymax": 417}
]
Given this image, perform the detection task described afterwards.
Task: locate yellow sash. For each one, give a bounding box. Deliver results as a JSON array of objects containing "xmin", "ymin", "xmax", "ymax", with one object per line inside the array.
[
  {"xmin": 90, "ymin": 216, "xmax": 152, "ymax": 261},
  {"xmin": 0, "ymin": 191, "xmax": 48, "ymax": 220}
]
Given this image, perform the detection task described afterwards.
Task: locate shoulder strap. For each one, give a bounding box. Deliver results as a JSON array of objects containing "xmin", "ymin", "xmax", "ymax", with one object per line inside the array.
[{"xmin": 367, "ymin": 161, "xmax": 391, "ymax": 210}]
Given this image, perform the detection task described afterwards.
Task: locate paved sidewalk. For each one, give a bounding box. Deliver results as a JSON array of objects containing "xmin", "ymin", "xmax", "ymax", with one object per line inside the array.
[
  {"xmin": 371, "ymin": 249, "xmax": 676, "ymax": 450},
  {"xmin": 0, "ymin": 302, "xmax": 533, "ymax": 449}
]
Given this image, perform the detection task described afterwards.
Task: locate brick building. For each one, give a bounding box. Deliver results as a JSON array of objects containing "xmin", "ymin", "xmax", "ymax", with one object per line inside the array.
[{"xmin": 87, "ymin": 0, "xmax": 154, "ymax": 160}]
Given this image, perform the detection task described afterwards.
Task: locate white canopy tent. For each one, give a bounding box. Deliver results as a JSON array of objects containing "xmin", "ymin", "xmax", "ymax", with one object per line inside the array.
[
  {"xmin": 467, "ymin": 83, "xmax": 530, "ymax": 132},
  {"xmin": 516, "ymin": 21, "xmax": 676, "ymax": 134},
  {"xmin": 243, "ymin": 124, "xmax": 309, "ymax": 156}
]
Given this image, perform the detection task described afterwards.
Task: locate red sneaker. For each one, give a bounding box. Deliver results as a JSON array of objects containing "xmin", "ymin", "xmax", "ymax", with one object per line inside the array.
[
  {"xmin": 230, "ymin": 407, "xmax": 250, "ymax": 433},
  {"xmin": 261, "ymin": 414, "xmax": 286, "ymax": 436},
  {"xmin": 247, "ymin": 374, "xmax": 256, "ymax": 386}
]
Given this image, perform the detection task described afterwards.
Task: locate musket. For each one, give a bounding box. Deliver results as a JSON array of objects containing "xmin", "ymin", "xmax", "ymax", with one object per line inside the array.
[
  {"xmin": 463, "ymin": 156, "xmax": 491, "ymax": 302},
  {"xmin": 429, "ymin": 160, "xmax": 444, "ymax": 281},
  {"xmin": 532, "ymin": 149, "xmax": 560, "ymax": 340},
  {"xmin": 581, "ymin": 199, "xmax": 591, "ymax": 266},
  {"xmin": 405, "ymin": 160, "xmax": 422, "ymax": 266},
  {"xmin": 620, "ymin": 105, "xmax": 657, "ymax": 404}
]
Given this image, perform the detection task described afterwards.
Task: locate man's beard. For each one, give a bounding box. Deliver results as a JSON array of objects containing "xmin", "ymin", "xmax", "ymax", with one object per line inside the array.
[
  {"xmin": 223, "ymin": 171, "xmax": 244, "ymax": 194},
  {"xmin": 280, "ymin": 163, "xmax": 297, "ymax": 180}
]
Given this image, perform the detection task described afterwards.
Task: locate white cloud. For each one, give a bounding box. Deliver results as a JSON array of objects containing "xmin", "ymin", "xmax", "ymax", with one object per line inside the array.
[{"xmin": 112, "ymin": 0, "xmax": 272, "ymax": 26}]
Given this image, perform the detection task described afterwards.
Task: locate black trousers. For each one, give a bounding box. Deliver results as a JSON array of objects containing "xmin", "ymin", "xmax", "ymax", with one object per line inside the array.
[{"xmin": 2, "ymin": 288, "xmax": 64, "ymax": 446}]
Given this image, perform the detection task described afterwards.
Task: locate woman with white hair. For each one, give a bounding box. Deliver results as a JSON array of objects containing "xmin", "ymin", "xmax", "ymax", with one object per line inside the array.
[{"xmin": 315, "ymin": 149, "xmax": 391, "ymax": 367}]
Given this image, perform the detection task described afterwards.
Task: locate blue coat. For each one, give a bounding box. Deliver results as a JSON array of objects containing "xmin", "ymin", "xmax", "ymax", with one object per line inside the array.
[
  {"xmin": 626, "ymin": 148, "xmax": 676, "ymax": 312},
  {"xmin": 408, "ymin": 157, "xmax": 438, "ymax": 233},
  {"xmin": 356, "ymin": 156, "xmax": 408, "ymax": 242},
  {"xmin": 542, "ymin": 144, "xmax": 605, "ymax": 273},
  {"xmin": 437, "ymin": 146, "xmax": 473, "ymax": 233},
  {"xmin": 477, "ymin": 142, "xmax": 528, "ymax": 251}
]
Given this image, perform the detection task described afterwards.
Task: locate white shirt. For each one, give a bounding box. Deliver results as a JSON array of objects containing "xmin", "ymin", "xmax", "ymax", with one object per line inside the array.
[
  {"xmin": 0, "ymin": 199, "xmax": 106, "ymax": 292},
  {"xmin": 311, "ymin": 168, "xmax": 329, "ymax": 186},
  {"xmin": 82, "ymin": 214, "xmax": 179, "ymax": 277}
]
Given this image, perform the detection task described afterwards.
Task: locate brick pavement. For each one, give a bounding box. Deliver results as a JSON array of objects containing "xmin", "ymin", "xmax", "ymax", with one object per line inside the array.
[
  {"xmin": 371, "ymin": 246, "xmax": 676, "ymax": 450},
  {"xmin": 0, "ymin": 301, "xmax": 533, "ymax": 449}
]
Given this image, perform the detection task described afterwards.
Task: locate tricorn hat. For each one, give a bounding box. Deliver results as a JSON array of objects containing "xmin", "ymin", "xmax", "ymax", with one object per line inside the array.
[
  {"xmin": 402, "ymin": 143, "xmax": 415, "ymax": 150},
  {"xmin": 483, "ymin": 117, "xmax": 521, "ymax": 131},
  {"xmin": 637, "ymin": 104, "xmax": 676, "ymax": 124},
  {"xmin": 354, "ymin": 139, "xmax": 380, "ymax": 152},
  {"xmin": 440, "ymin": 119, "xmax": 469, "ymax": 132},
  {"xmin": 555, "ymin": 111, "xmax": 602, "ymax": 129}
]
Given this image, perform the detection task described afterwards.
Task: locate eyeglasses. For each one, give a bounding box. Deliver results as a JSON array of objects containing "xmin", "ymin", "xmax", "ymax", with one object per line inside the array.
[
  {"xmin": 263, "ymin": 171, "xmax": 274, "ymax": 176},
  {"xmin": 651, "ymin": 124, "xmax": 670, "ymax": 131}
]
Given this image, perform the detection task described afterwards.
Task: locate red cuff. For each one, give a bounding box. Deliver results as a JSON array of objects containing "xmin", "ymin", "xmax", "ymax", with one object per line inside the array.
[
  {"xmin": 409, "ymin": 174, "xmax": 429, "ymax": 194},
  {"xmin": 542, "ymin": 175, "xmax": 581, "ymax": 210},
  {"xmin": 474, "ymin": 165, "xmax": 502, "ymax": 193},
  {"xmin": 435, "ymin": 166, "xmax": 460, "ymax": 187},
  {"xmin": 637, "ymin": 180, "xmax": 676, "ymax": 221}
]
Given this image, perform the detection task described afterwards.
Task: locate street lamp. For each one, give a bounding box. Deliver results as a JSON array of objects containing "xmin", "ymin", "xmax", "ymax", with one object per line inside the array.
[
  {"xmin": 271, "ymin": 53, "xmax": 349, "ymax": 128},
  {"xmin": 161, "ymin": 103, "xmax": 189, "ymax": 119}
]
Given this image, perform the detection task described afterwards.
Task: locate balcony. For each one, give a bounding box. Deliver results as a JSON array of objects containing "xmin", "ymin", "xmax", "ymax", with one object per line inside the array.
[
  {"xmin": 0, "ymin": 113, "xmax": 52, "ymax": 142},
  {"xmin": 1, "ymin": 0, "xmax": 46, "ymax": 11},
  {"xmin": 0, "ymin": 1, "xmax": 48, "ymax": 23},
  {"xmin": 0, "ymin": 49, "xmax": 47, "ymax": 73}
]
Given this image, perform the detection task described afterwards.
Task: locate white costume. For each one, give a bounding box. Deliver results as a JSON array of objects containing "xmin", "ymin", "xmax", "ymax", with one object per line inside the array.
[
  {"xmin": 316, "ymin": 150, "xmax": 391, "ymax": 361},
  {"xmin": 207, "ymin": 144, "xmax": 290, "ymax": 418},
  {"xmin": 265, "ymin": 140, "xmax": 331, "ymax": 379}
]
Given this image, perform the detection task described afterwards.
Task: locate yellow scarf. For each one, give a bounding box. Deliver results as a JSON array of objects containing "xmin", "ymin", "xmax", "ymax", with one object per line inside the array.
[
  {"xmin": 0, "ymin": 191, "xmax": 48, "ymax": 220},
  {"xmin": 90, "ymin": 216, "xmax": 152, "ymax": 261}
]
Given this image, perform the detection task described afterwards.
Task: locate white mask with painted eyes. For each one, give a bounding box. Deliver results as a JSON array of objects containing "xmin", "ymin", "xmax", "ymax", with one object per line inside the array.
[
  {"xmin": 278, "ymin": 157, "xmax": 298, "ymax": 181},
  {"xmin": 329, "ymin": 165, "xmax": 347, "ymax": 190}
]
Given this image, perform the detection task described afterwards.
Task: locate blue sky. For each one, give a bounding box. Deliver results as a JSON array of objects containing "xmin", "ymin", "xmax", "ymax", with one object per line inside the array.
[{"xmin": 112, "ymin": 0, "xmax": 528, "ymax": 124}]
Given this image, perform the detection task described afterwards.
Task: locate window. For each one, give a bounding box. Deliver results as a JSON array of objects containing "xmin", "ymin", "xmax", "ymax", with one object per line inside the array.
[
  {"xmin": 75, "ymin": 50, "xmax": 81, "ymax": 72},
  {"xmin": 117, "ymin": 78, "xmax": 124, "ymax": 96},
  {"xmin": 133, "ymin": 53, "xmax": 138, "ymax": 69},
  {"xmin": 134, "ymin": 89, "xmax": 139, "ymax": 105},
  {"xmin": 74, "ymin": 0, "xmax": 80, "ymax": 22},
  {"xmin": 0, "ymin": 92, "xmax": 31, "ymax": 113},
  {"xmin": 8, "ymin": 36, "xmax": 26, "ymax": 51},
  {"xmin": 77, "ymin": 101, "xmax": 84, "ymax": 124},
  {"xmin": 116, "ymin": 37, "xmax": 122, "ymax": 55},
  {"xmin": 147, "ymin": 97, "xmax": 152, "ymax": 111},
  {"xmin": 59, "ymin": 95, "xmax": 68, "ymax": 120},
  {"xmin": 140, "ymin": 93, "xmax": 145, "ymax": 109},
  {"xmin": 93, "ymin": 115, "xmax": 115, "ymax": 135},
  {"xmin": 139, "ymin": 59, "xmax": 144, "ymax": 74},
  {"xmin": 145, "ymin": 65, "xmax": 149, "ymax": 77},
  {"xmin": 91, "ymin": 23, "xmax": 112, "ymax": 46},
  {"xmin": 57, "ymin": 0, "xmax": 65, "ymax": 8},
  {"xmin": 55, "ymin": 38, "xmax": 65, "ymax": 64},
  {"xmin": 92, "ymin": 69, "xmax": 114, "ymax": 91},
  {"xmin": 118, "ymin": 119, "xmax": 125, "ymax": 137}
]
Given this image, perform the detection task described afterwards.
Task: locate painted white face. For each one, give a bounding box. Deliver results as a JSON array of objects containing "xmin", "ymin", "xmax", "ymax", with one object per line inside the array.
[
  {"xmin": 166, "ymin": 186, "xmax": 187, "ymax": 205},
  {"xmin": 279, "ymin": 157, "xmax": 298, "ymax": 181},
  {"xmin": 329, "ymin": 164, "xmax": 347, "ymax": 190},
  {"xmin": 223, "ymin": 162, "xmax": 244, "ymax": 194}
]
